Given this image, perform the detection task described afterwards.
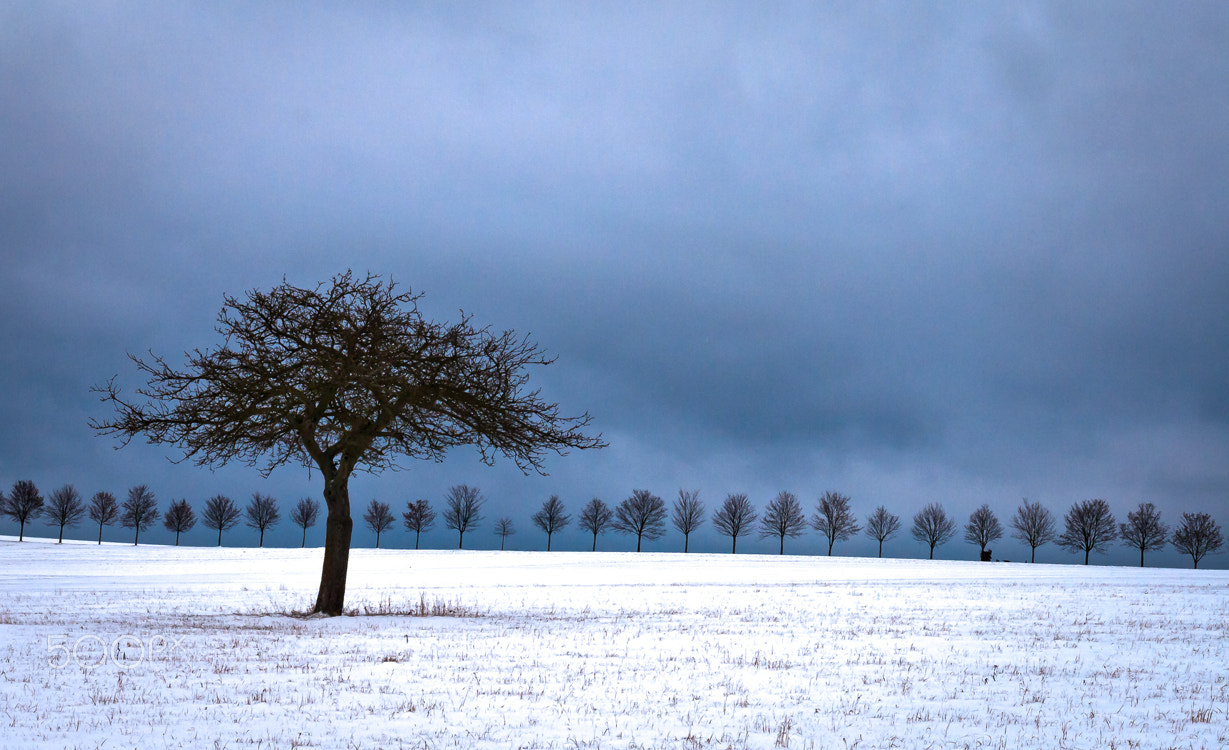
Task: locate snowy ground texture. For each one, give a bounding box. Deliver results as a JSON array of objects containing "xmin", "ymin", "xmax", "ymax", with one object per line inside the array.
[{"xmin": 2, "ymin": 538, "xmax": 1227, "ymax": 749}]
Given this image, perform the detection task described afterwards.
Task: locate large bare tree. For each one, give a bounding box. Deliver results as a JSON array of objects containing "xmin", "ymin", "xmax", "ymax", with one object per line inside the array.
[
  {"xmin": 671, "ymin": 489, "xmax": 705, "ymax": 553},
  {"xmin": 1, "ymin": 480, "xmax": 43, "ymax": 541},
  {"xmin": 401, "ymin": 499, "xmax": 435, "ymax": 550},
  {"xmin": 44, "ymin": 485, "xmax": 86, "ymax": 543},
  {"xmin": 1058, "ymin": 499, "xmax": 1117, "ymax": 565},
  {"xmin": 1009, "ymin": 499, "xmax": 1056, "ymax": 563},
  {"xmin": 1171, "ymin": 512, "xmax": 1224, "ymax": 569},
  {"xmin": 864, "ymin": 505, "xmax": 901, "ymax": 558},
  {"xmin": 87, "ymin": 491, "xmax": 119, "ymax": 544},
  {"xmin": 911, "ymin": 503, "xmax": 956, "ymax": 560},
  {"xmin": 201, "ymin": 494, "xmax": 241, "ymax": 546},
  {"xmin": 613, "ymin": 489, "xmax": 667, "ymax": 552},
  {"xmin": 443, "ymin": 484, "xmax": 484, "ymax": 549},
  {"xmin": 812, "ymin": 491, "xmax": 860, "ymax": 556},
  {"xmin": 963, "ymin": 504, "xmax": 1003, "ymax": 559},
  {"xmin": 531, "ymin": 495, "xmax": 570, "ymax": 551},
  {"xmin": 92, "ymin": 272, "xmax": 603, "ymax": 614},
  {"xmin": 712, "ymin": 493, "xmax": 757, "ymax": 554},
  {"xmin": 1119, "ymin": 502, "xmax": 1168, "ymax": 568},
  {"xmin": 759, "ymin": 491, "xmax": 806, "ymax": 555},
  {"xmin": 121, "ymin": 485, "xmax": 159, "ymax": 545},
  {"xmin": 578, "ymin": 498, "xmax": 613, "ymax": 551},
  {"xmin": 363, "ymin": 499, "xmax": 394, "ymax": 548},
  {"xmin": 162, "ymin": 499, "xmax": 196, "ymax": 545}
]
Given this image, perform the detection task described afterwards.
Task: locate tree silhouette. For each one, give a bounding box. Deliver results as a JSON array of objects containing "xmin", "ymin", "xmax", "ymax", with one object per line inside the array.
[
  {"xmin": 1, "ymin": 480, "xmax": 43, "ymax": 541},
  {"xmin": 290, "ymin": 498, "xmax": 321, "ymax": 547},
  {"xmin": 759, "ymin": 491, "xmax": 806, "ymax": 555},
  {"xmin": 162, "ymin": 499, "xmax": 196, "ymax": 545},
  {"xmin": 201, "ymin": 494, "xmax": 241, "ymax": 546},
  {"xmin": 1009, "ymin": 499, "xmax": 1056, "ymax": 563},
  {"xmin": 1119, "ymin": 502, "xmax": 1168, "ymax": 568},
  {"xmin": 120, "ymin": 485, "xmax": 159, "ymax": 545},
  {"xmin": 671, "ymin": 489, "xmax": 705, "ymax": 553},
  {"xmin": 911, "ymin": 503, "xmax": 956, "ymax": 560},
  {"xmin": 44, "ymin": 485, "xmax": 85, "ymax": 543},
  {"xmin": 87, "ymin": 491, "xmax": 119, "ymax": 544},
  {"xmin": 578, "ymin": 498, "xmax": 613, "ymax": 551},
  {"xmin": 1171, "ymin": 512, "xmax": 1224, "ymax": 569},
  {"xmin": 443, "ymin": 484, "xmax": 484, "ymax": 549},
  {"xmin": 1058, "ymin": 499, "xmax": 1117, "ymax": 565},
  {"xmin": 401, "ymin": 499, "xmax": 435, "ymax": 550},
  {"xmin": 92, "ymin": 271, "xmax": 603, "ymax": 615},
  {"xmin": 612, "ymin": 490, "xmax": 667, "ymax": 552},
  {"xmin": 494, "ymin": 517, "xmax": 516, "ymax": 550},
  {"xmin": 531, "ymin": 495, "xmax": 570, "ymax": 551},
  {"xmin": 964, "ymin": 504, "xmax": 1003, "ymax": 558},
  {"xmin": 245, "ymin": 493, "xmax": 280, "ymax": 548},
  {"xmin": 363, "ymin": 500, "xmax": 394, "ymax": 548},
  {"xmin": 811, "ymin": 491, "xmax": 860, "ymax": 556},
  {"xmin": 712, "ymin": 493, "xmax": 757, "ymax": 554},
  {"xmin": 864, "ymin": 506, "xmax": 901, "ymax": 558}
]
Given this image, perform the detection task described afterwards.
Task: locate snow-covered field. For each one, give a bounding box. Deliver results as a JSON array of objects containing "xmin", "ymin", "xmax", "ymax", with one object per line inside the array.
[{"xmin": 2, "ymin": 538, "xmax": 1227, "ymax": 749}]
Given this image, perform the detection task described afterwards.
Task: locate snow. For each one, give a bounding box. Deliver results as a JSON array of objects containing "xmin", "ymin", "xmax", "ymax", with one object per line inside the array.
[{"xmin": 2, "ymin": 536, "xmax": 1227, "ymax": 749}]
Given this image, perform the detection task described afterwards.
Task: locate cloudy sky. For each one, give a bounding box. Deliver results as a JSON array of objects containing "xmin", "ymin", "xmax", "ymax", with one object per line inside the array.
[{"xmin": 2, "ymin": 2, "xmax": 1227, "ymax": 565}]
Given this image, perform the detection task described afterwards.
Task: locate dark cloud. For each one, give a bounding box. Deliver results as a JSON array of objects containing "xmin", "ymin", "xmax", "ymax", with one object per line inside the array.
[{"xmin": 2, "ymin": 3, "xmax": 1227, "ymax": 565}]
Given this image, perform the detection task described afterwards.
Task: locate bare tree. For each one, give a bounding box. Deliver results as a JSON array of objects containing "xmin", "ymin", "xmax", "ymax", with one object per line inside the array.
[
  {"xmin": 712, "ymin": 493, "xmax": 757, "ymax": 554},
  {"xmin": 1, "ymin": 480, "xmax": 43, "ymax": 541},
  {"xmin": 87, "ymin": 491, "xmax": 119, "ymax": 544},
  {"xmin": 363, "ymin": 500, "xmax": 394, "ymax": 548},
  {"xmin": 1171, "ymin": 512, "xmax": 1224, "ymax": 569},
  {"xmin": 532, "ymin": 495, "xmax": 571, "ymax": 551},
  {"xmin": 911, "ymin": 503, "xmax": 956, "ymax": 560},
  {"xmin": 613, "ymin": 489, "xmax": 667, "ymax": 552},
  {"xmin": 759, "ymin": 491, "xmax": 806, "ymax": 555},
  {"xmin": 671, "ymin": 489, "xmax": 705, "ymax": 553},
  {"xmin": 92, "ymin": 272, "xmax": 604, "ymax": 615},
  {"xmin": 402, "ymin": 499, "xmax": 435, "ymax": 550},
  {"xmin": 162, "ymin": 499, "xmax": 196, "ymax": 545},
  {"xmin": 1009, "ymin": 499, "xmax": 1056, "ymax": 563},
  {"xmin": 812, "ymin": 491, "xmax": 860, "ymax": 556},
  {"xmin": 579, "ymin": 498, "xmax": 613, "ymax": 551},
  {"xmin": 1119, "ymin": 502, "xmax": 1169, "ymax": 568},
  {"xmin": 443, "ymin": 484, "xmax": 484, "ymax": 549},
  {"xmin": 1058, "ymin": 499, "xmax": 1117, "ymax": 565},
  {"xmin": 245, "ymin": 493, "xmax": 280, "ymax": 548},
  {"xmin": 121, "ymin": 485, "xmax": 159, "ymax": 546},
  {"xmin": 290, "ymin": 497, "xmax": 321, "ymax": 547},
  {"xmin": 201, "ymin": 494, "xmax": 241, "ymax": 546},
  {"xmin": 494, "ymin": 517, "xmax": 516, "ymax": 550},
  {"xmin": 44, "ymin": 485, "xmax": 86, "ymax": 543},
  {"xmin": 864, "ymin": 505, "xmax": 901, "ymax": 558},
  {"xmin": 964, "ymin": 504, "xmax": 1003, "ymax": 559}
]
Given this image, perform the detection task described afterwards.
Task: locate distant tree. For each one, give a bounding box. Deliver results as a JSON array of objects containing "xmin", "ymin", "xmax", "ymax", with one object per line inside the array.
[
  {"xmin": 1, "ymin": 480, "xmax": 43, "ymax": 541},
  {"xmin": 1171, "ymin": 512, "xmax": 1224, "ymax": 569},
  {"xmin": 671, "ymin": 489, "xmax": 705, "ymax": 553},
  {"xmin": 532, "ymin": 495, "xmax": 571, "ymax": 551},
  {"xmin": 964, "ymin": 504, "xmax": 1003, "ymax": 558},
  {"xmin": 911, "ymin": 503, "xmax": 956, "ymax": 560},
  {"xmin": 579, "ymin": 498, "xmax": 613, "ymax": 551},
  {"xmin": 290, "ymin": 497, "xmax": 321, "ymax": 547},
  {"xmin": 162, "ymin": 499, "xmax": 196, "ymax": 545},
  {"xmin": 363, "ymin": 500, "xmax": 394, "ymax": 548},
  {"xmin": 44, "ymin": 484, "xmax": 86, "ymax": 543},
  {"xmin": 712, "ymin": 493, "xmax": 757, "ymax": 554},
  {"xmin": 812, "ymin": 491, "xmax": 860, "ymax": 556},
  {"xmin": 864, "ymin": 505, "xmax": 901, "ymax": 558},
  {"xmin": 494, "ymin": 516, "xmax": 516, "ymax": 550},
  {"xmin": 1010, "ymin": 499, "xmax": 1056, "ymax": 563},
  {"xmin": 120, "ymin": 485, "xmax": 159, "ymax": 545},
  {"xmin": 443, "ymin": 484, "xmax": 484, "ymax": 549},
  {"xmin": 1119, "ymin": 502, "xmax": 1169, "ymax": 568},
  {"xmin": 245, "ymin": 493, "xmax": 280, "ymax": 548},
  {"xmin": 612, "ymin": 489, "xmax": 667, "ymax": 552},
  {"xmin": 759, "ymin": 491, "xmax": 806, "ymax": 555},
  {"xmin": 201, "ymin": 494, "xmax": 241, "ymax": 546},
  {"xmin": 1058, "ymin": 499, "xmax": 1117, "ymax": 565},
  {"xmin": 91, "ymin": 273, "xmax": 604, "ymax": 617},
  {"xmin": 401, "ymin": 499, "xmax": 435, "ymax": 550},
  {"xmin": 87, "ymin": 490, "xmax": 119, "ymax": 544}
]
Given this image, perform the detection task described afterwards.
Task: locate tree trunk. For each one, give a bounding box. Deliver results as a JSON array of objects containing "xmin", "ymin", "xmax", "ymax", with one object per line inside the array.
[
  {"xmin": 683, "ymin": 534, "xmax": 689, "ymax": 554},
  {"xmin": 259, "ymin": 528, "xmax": 265, "ymax": 548},
  {"xmin": 779, "ymin": 536, "xmax": 784, "ymax": 555},
  {"xmin": 175, "ymin": 530, "xmax": 180, "ymax": 546},
  {"xmin": 314, "ymin": 479, "xmax": 354, "ymax": 616},
  {"xmin": 1084, "ymin": 548, "xmax": 1090, "ymax": 565},
  {"xmin": 301, "ymin": 526, "xmax": 307, "ymax": 548},
  {"xmin": 98, "ymin": 523, "xmax": 104, "ymax": 545},
  {"xmin": 929, "ymin": 544, "xmax": 935, "ymax": 560},
  {"xmin": 877, "ymin": 539, "xmax": 883, "ymax": 558},
  {"xmin": 134, "ymin": 526, "xmax": 140, "ymax": 546},
  {"xmin": 58, "ymin": 524, "xmax": 64, "ymax": 543},
  {"xmin": 731, "ymin": 537, "xmax": 737, "ymax": 554},
  {"xmin": 414, "ymin": 529, "xmax": 420, "ymax": 550},
  {"xmin": 18, "ymin": 519, "xmax": 24, "ymax": 541},
  {"xmin": 546, "ymin": 532, "xmax": 551, "ymax": 552},
  {"xmin": 375, "ymin": 530, "xmax": 381, "ymax": 549},
  {"xmin": 636, "ymin": 533, "xmax": 642, "ymax": 552},
  {"xmin": 217, "ymin": 526, "xmax": 223, "ymax": 546},
  {"xmin": 458, "ymin": 530, "xmax": 464, "ymax": 549},
  {"xmin": 591, "ymin": 533, "xmax": 597, "ymax": 551},
  {"xmin": 1139, "ymin": 548, "xmax": 1144, "ymax": 567},
  {"xmin": 1030, "ymin": 546, "xmax": 1036, "ymax": 563},
  {"xmin": 827, "ymin": 537, "xmax": 834, "ymax": 556}
]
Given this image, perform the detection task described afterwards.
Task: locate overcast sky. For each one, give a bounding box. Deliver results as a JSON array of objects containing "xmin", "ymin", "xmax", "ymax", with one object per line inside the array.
[{"xmin": 2, "ymin": 2, "xmax": 1227, "ymax": 566}]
